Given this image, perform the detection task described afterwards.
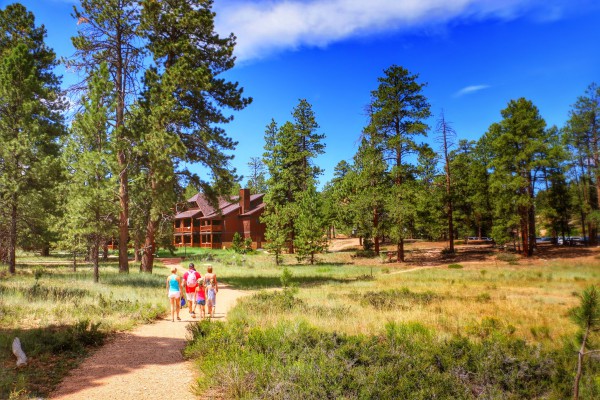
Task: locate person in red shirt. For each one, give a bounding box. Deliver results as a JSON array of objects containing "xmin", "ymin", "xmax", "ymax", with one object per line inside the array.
[{"xmin": 182, "ymin": 263, "xmax": 201, "ymax": 318}]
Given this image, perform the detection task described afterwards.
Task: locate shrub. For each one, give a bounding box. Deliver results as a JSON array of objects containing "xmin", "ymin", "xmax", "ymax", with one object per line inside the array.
[
  {"xmin": 354, "ymin": 249, "xmax": 376, "ymax": 258},
  {"xmin": 231, "ymin": 232, "xmax": 244, "ymax": 253},
  {"xmin": 448, "ymin": 263, "xmax": 463, "ymax": 269},
  {"xmin": 497, "ymin": 252, "xmax": 519, "ymax": 263},
  {"xmin": 185, "ymin": 319, "xmax": 571, "ymax": 399},
  {"xmin": 361, "ymin": 288, "xmax": 439, "ymax": 310}
]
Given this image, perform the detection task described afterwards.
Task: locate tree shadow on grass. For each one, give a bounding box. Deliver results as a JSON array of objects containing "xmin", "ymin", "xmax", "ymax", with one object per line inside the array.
[
  {"xmin": 0, "ymin": 324, "xmax": 105, "ymax": 399},
  {"xmin": 1, "ymin": 321, "xmax": 192, "ymax": 399}
]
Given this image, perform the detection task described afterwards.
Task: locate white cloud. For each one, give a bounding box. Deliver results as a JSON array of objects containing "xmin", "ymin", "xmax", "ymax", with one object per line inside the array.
[
  {"xmin": 214, "ymin": 0, "xmax": 580, "ymax": 62},
  {"xmin": 454, "ymin": 84, "xmax": 490, "ymax": 97}
]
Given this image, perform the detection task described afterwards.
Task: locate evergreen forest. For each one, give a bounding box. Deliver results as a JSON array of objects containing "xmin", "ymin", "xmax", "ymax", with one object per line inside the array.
[{"xmin": 1, "ymin": 1, "xmax": 600, "ymax": 274}]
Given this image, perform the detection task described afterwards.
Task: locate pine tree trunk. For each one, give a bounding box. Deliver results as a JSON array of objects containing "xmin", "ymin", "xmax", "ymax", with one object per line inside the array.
[
  {"xmin": 8, "ymin": 194, "xmax": 17, "ymax": 274},
  {"xmin": 373, "ymin": 207, "xmax": 379, "ymax": 255},
  {"xmin": 41, "ymin": 245, "xmax": 50, "ymax": 257},
  {"xmin": 134, "ymin": 239, "xmax": 140, "ymax": 262},
  {"xmin": 72, "ymin": 249, "xmax": 77, "ymax": 272},
  {"xmin": 92, "ymin": 239, "xmax": 100, "ymax": 283},
  {"xmin": 573, "ymin": 325, "xmax": 589, "ymax": 400},
  {"xmin": 398, "ymin": 238, "xmax": 405, "ymax": 262},
  {"xmin": 520, "ymin": 205, "xmax": 529, "ymax": 257},
  {"xmin": 116, "ymin": 24, "xmax": 129, "ymax": 273},
  {"xmin": 141, "ymin": 218, "xmax": 156, "ymax": 274},
  {"xmin": 118, "ymin": 152, "xmax": 129, "ymax": 273}
]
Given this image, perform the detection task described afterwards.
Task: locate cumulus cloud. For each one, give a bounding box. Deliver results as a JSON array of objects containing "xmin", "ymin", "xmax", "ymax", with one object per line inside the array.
[
  {"xmin": 214, "ymin": 0, "xmax": 580, "ymax": 62},
  {"xmin": 454, "ymin": 84, "xmax": 491, "ymax": 97}
]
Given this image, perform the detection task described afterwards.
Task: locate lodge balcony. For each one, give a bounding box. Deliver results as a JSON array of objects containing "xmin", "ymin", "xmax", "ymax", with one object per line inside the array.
[
  {"xmin": 200, "ymin": 225, "xmax": 222, "ymax": 232},
  {"xmin": 174, "ymin": 226, "xmax": 199, "ymax": 234}
]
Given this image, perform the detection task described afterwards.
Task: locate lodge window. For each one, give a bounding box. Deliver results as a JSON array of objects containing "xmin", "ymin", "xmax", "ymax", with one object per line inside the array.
[
  {"xmin": 193, "ymin": 219, "xmax": 200, "ymax": 227},
  {"xmin": 213, "ymin": 234, "xmax": 222, "ymax": 243}
]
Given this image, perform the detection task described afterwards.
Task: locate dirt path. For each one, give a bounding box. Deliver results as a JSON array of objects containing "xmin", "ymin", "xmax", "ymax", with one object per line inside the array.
[{"xmin": 51, "ymin": 278, "xmax": 249, "ymax": 400}]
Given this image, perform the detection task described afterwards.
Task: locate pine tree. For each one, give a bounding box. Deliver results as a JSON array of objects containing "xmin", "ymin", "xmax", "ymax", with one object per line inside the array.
[
  {"xmin": 449, "ymin": 139, "xmax": 493, "ymax": 240},
  {"xmin": 262, "ymin": 204, "xmax": 291, "ymax": 266},
  {"xmin": 69, "ymin": 0, "xmax": 144, "ymax": 273},
  {"xmin": 0, "ymin": 4, "xmax": 65, "ymax": 273},
  {"xmin": 140, "ymin": 0, "xmax": 251, "ymax": 198},
  {"xmin": 134, "ymin": 0, "xmax": 251, "ymax": 271},
  {"xmin": 563, "ymin": 83, "xmax": 600, "ymax": 245},
  {"xmin": 348, "ymin": 134, "xmax": 389, "ymax": 253},
  {"xmin": 262, "ymin": 100, "xmax": 326, "ymax": 258},
  {"xmin": 436, "ymin": 111, "xmax": 456, "ymax": 252},
  {"xmin": 366, "ymin": 65, "xmax": 431, "ymax": 260},
  {"xmin": 130, "ymin": 68, "xmax": 185, "ymax": 273},
  {"xmin": 294, "ymin": 184, "xmax": 328, "ymax": 264},
  {"xmin": 487, "ymin": 98, "xmax": 549, "ymax": 256},
  {"xmin": 61, "ymin": 63, "xmax": 117, "ymax": 282},
  {"xmin": 246, "ymin": 157, "xmax": 268, "ymax": 194}
]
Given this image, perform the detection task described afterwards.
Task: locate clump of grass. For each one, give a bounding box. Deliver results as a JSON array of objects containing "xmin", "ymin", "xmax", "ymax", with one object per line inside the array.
[
  {"xmin": 448, "ymin": 263, "xmax": 463, "ymax": 269},
  {"xmin": 465, "ymin": 317, "xmax": 510, "ymax": 339},
  {"xmin": 361, "ymin": 288, "xmax": 439, "ymax": 310},
  {"xmin": 530, "ymin": 325, "xmax": 551, "ymax": 340},
  {"xmin": 497, "ymin": 253, "xmax": 519, "ymax": 264},
  {"xmin": 476, "ymin": 292, "xmax": 492, "ymax": 302}
]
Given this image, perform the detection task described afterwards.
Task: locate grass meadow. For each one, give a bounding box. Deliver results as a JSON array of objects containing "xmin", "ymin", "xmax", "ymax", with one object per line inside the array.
[
  {"xmin": 184, "ymin": 247, "xmax": 600, "ymax": 399},
  {"xmin": 2, "ymin": 245, "xmax": 600, "ymax": 399}
]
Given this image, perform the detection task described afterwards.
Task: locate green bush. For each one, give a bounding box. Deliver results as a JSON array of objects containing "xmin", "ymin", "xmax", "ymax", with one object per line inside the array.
[{"xmin": 448, "ymin": 263, "xmax": 464, "ymax": 269}]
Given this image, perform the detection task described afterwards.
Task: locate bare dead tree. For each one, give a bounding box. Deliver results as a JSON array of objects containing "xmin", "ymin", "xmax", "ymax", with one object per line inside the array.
[{"xmin": 436, "ymin": 110, "xmax": 457, "ymax": 253}]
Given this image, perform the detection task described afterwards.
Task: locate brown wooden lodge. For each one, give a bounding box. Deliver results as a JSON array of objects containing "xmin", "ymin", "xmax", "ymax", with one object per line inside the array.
[{"xmin": 173, "ymin": 188, "xmax": 266, "ymax": 250}]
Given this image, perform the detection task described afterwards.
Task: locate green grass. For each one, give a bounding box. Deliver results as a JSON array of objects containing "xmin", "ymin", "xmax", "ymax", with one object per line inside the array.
[{"xmin": 0, "ymin": 260, "xmax": 168, "ymax": 398}]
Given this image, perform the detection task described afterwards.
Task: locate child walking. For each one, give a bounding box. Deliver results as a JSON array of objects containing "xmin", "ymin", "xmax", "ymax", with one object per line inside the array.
[
  {"xmin": 204, "ymin": 265, "xmax": 218, "ymax": 318},
  {"xmin": 194, "ymin": 277, "xmax": 207, "ymax": 319}
]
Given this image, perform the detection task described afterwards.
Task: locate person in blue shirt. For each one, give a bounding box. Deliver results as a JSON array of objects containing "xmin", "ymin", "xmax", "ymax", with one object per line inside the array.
[{"xmin": 166, "ymin": 267, "xmax": 183, "ymax": 321}]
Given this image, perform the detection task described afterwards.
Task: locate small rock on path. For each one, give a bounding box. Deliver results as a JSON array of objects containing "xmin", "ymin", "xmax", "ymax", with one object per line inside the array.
[{"xmin": 51, "ymin": 283, "xmax": 248, "ymax": 400}]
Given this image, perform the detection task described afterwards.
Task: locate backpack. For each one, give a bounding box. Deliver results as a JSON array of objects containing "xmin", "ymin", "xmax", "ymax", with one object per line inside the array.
[{"xmin": 186, "ymin": 271, "xmax": 199, "ymax": 287}]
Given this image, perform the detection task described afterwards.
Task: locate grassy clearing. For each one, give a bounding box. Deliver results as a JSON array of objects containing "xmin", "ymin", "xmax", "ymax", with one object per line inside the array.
[
  {"xmin": 184, "ymin": 250, "xmax": 600, "ymax": 398},
  {"xmin": 0, "ymin": 260, "xmax": 169, "ymax": 398},
  {"xmin": 203, "ymin": 250, "xmax": 598, "ymax": 343}
]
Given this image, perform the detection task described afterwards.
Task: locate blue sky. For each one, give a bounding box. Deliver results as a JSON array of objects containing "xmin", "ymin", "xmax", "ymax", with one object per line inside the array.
[{"xmin": 5, "ymin": 0, "xmax": 600, "ymax": 186}]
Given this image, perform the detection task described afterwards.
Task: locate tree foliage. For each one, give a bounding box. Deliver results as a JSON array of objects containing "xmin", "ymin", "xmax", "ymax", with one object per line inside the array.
[{"xmin": 0, "ymin": 4, "xmax": 65, "ymax": 272}]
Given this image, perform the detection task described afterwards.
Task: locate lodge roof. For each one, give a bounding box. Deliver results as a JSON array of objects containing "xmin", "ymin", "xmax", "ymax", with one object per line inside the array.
[{"xmin": 174, "ymin": 192, "xmax": 265, "ymax": 220}]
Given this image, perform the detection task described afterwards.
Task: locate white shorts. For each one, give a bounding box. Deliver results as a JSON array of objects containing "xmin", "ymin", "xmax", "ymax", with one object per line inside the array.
[
  {"xmin": 186, "ymin": 292, "xmax": 196, "ymax": 302},
  {"xmin": 168, "ymin": 290, "xmax": 180, "ymax": 299}
]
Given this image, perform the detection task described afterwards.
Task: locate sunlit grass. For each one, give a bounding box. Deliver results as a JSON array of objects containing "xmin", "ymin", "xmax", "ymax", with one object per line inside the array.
[{"xmin": 219, "ymin": 252, "xmax": 600, "ymax": 347}]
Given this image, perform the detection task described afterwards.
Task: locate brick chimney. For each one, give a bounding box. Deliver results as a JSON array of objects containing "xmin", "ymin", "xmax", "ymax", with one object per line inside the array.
[{"xmin": 240, "ymin": 188, "xmax": 250, "ymax": 214}]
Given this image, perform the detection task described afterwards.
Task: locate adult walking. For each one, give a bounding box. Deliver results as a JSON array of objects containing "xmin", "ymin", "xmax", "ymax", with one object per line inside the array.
[
  {"xmin": 183, "ymin": 263, "xmax": 201, "ymax": 318},
  {"xmin": 204, "ymin": 265, "xmax": 218, "ymax": 318},
  {"xmin": 166, "ymin": 267, "xmax": 182, "ymax": 321}
]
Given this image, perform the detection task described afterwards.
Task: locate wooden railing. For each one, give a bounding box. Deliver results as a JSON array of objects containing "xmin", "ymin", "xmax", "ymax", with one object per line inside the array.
[
  {"xmin": 174, "ymin": 226, "xmax": 201, "ymax": 233},
  {"xmin": 200, "ymin": 225, "xmax": 222, "ymax": 232}
]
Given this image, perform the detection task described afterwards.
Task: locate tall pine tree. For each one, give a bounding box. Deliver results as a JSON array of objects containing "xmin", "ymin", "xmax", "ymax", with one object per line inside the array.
[
  {"xmin": 0, "ymin": 4, "xmax": 65, "ymax": 273},
  {"xmin": 61, "ymin": 63, "xmax": 117, "ymax": 282}
]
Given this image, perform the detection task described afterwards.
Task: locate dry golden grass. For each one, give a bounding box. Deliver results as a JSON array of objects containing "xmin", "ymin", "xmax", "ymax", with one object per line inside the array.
[{"xmin": 229, "ymin": 246, "xmax": 600, "ymax": 347}]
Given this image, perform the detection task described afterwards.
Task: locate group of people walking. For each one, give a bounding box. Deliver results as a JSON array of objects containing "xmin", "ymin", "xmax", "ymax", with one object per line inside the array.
[{"xmin": 166, "ymin": 263, "xmax": 218, "ymax": 322}]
